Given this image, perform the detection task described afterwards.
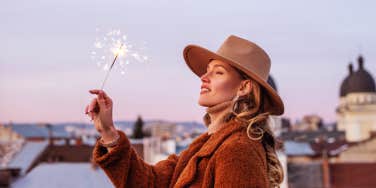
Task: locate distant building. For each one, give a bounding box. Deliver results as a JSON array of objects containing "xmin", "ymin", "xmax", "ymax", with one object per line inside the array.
[
  {"xmin": 290, "ymin": 114, "xmax": 324, "ymax": 131},
  {"xmin": 141, "ymin": 121, "xmax": 179, "ymax": 164},
  {"xmin": 337, "ymin": 55, "xmax": 376, "ymax": 142},
  {"xmin": 144, "ymin": 121, "xmax": 176, "ymax": 139},
  {"xmin": 338, "ymin": 136, "xmax": 376, "ymax": 162},
  {"xmin": 2, "ymin": 141, "xmax": 49, "ymax": 175},
  {"xmin": 282, "ymin": 54, "xmax": 376, "ymax": 188},
  {"xmin": 131, "ymin": 136, "xmax": 163, "ymax": 164},
  {"xmin": 1, "ymin": 123, "xmax": 73, "ymax": 144},
  {"xmin": 0, "ymin": 124, "xmax": 23, "ymax": 142}
]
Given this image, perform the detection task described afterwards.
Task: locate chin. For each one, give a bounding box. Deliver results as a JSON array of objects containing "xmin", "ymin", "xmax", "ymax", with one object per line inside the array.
[
  {"xmin": 198, "ymin": 99, "xmax": 211, "ymax": 107},
  {"xmin": 198, "ymin": 101, "xmax": 209, "ymax": 107},
  {"xmin": 198, "ymin": 98, "xmax": 216, "ymax": 107}
]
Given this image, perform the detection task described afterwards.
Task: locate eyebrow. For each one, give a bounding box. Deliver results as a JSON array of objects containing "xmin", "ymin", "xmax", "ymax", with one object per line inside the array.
[{"xmin": 207, "ymin": 64, "xmax": 228, "ymax": 71}]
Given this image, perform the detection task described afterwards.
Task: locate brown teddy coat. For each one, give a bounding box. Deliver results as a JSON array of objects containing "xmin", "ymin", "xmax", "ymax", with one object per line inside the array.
[{"xmin": 92, "ymin": 119, "xmax": 269, "ymax": 188}]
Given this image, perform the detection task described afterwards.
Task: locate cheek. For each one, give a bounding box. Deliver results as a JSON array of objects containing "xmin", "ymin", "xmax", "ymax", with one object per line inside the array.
[
  {"xmin": 198, "ymin": 78, "xmax": 239, "ymax": 107},
  {"xmin": 212, "ymin": 79, "xmax": 238, "ymax": 98}
]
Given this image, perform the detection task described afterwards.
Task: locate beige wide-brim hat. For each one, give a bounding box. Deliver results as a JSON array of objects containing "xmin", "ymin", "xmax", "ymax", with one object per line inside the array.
[{"xmin": 183, "ymin": 35, "xmax": 284, "ymax": 115}]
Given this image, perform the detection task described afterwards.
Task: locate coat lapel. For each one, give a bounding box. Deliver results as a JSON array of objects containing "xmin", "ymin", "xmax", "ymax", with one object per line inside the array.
[
  {"xmin": 170, "ymin": 132, "xmax": 211, "ymax": 188},
  {"xmin": 173, "ymin": 120, "xmax": 246, "ymax": 187}
]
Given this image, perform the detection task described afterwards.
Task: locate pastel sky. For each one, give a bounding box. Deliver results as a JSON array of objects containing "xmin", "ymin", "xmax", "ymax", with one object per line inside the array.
[{"xmin": 1, "ymin": 0, "xmax": 375, "ymax": 124}]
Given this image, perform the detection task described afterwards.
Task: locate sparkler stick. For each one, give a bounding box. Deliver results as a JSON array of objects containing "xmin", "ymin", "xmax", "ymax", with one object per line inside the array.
[{"xmin": 100, "ymin": 43, "xmax": 124, "ymax": 90}]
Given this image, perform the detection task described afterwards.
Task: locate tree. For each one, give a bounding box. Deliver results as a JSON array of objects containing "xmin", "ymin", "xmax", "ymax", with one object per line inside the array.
[{"xmin": 132, "ymin": 115, "xmax": 145, "ymax": 139}]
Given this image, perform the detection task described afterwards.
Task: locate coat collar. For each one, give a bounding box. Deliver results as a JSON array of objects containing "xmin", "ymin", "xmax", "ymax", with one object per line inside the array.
[
  {"xmin": 196, "ymin": 119, "xmax": 246, "ymax": 157},
  {"xmin": 173, "ymin": 119, "xmax": 247, "ymax": 187}
]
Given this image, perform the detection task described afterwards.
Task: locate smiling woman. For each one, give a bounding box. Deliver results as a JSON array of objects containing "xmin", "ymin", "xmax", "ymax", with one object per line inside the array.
[{"xmin": 86, "ymin": 35, "xmax": 285, "ymax": 188}]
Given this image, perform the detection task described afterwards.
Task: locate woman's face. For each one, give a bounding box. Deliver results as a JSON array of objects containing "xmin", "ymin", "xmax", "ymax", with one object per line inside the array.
[{"xmin": 198, "ymin": 59, "xmax": 248, "ymax": 107}]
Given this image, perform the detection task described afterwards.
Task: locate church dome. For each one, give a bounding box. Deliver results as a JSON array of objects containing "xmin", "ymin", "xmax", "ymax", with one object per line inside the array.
[
  {"xmin": 340, "ymin": 64, "xmax": 353, "ymax": 97},
  {"xmin": 340, "ymin": 55, "xmax": 375, "ymax": 97}
]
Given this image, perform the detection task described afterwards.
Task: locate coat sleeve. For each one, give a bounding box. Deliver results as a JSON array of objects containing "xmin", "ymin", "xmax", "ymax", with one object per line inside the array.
[
  {"xmin": 213, "ymin": 140, "xmax": 269, "ymax": 188},
  {"xmin": 92, "ymin": 130, "xmax": 178, "ymax": 188}
]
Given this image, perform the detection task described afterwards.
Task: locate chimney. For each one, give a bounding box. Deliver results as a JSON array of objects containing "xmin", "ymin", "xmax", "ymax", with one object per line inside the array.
[
  {"xmin": 357, "ymin": 55, "xmax": 364, "ymax": 70},
  {"xmin": 348, "ymin": 63, "xmax": 353, "ymax": 75}
]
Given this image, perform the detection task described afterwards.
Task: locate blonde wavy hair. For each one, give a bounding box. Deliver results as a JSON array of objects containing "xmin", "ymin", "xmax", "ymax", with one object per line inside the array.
[{"xmin": 203, "ymin": 67, "xmax": 284, "ymax": 188}]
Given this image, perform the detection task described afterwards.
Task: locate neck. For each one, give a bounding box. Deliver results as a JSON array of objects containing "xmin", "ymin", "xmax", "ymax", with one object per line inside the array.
[{"xmin": 206, "ymin": 100, "xmax": 233, "ymax": 135}]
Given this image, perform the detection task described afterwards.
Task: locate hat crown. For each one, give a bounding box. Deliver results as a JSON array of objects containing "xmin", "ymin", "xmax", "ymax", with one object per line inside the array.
[{"xmin": 216, "ymin": 35, "xmax": 271, "ymax": 81}]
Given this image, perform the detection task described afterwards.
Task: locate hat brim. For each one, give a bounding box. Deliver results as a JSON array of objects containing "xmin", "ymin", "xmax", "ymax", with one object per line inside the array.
[{"xmin": 183, "ymin": 45, "xmax": 284, "ymax": 116}]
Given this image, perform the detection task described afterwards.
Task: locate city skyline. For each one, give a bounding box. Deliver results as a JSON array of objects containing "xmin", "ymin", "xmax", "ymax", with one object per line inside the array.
[{"xmin": 1, "ymin": 0, "xmax": 376, "ymax": 124}]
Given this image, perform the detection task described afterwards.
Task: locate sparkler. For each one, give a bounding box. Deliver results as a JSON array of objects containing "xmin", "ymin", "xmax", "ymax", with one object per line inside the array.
[
  {"xmin": 90, "ymin": 28, "xmax": 149, "ymax": 90},
  {"xmin": 100, "ymin": 43, "xmax": 124, "ymax": 90}
]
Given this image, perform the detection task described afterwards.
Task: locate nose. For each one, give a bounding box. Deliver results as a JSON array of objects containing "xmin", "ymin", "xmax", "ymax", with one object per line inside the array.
[{"xmin": 200, "ymin": 72, "xmax": 210, "ymax": 83}]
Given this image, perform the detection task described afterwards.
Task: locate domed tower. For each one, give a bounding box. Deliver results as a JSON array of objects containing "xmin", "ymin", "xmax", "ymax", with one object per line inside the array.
[{"xmin": 337, "ymin": 55, "xmax": 376, "ymax": 142}]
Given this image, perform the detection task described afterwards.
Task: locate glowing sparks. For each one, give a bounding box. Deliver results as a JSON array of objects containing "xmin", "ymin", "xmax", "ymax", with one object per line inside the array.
[
  {"xmin": 90, "ymin": 28, "xmax": 149, "ymax": 73},
  {"xmin": 111, "ymin": 43, "xmax": 127, "ymax": 56},
  {"xmin": 94, "ymin": 41, "xmax": 103, "ymax": 49},
  {"xmin": 90, "ymin": 28, "xmax": 149, "ymax": 89}
]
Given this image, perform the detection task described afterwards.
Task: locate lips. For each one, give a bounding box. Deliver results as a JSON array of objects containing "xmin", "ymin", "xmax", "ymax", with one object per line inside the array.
[{"xmin": 200, "ymin": 85, "xmax": 211, "ymax": 94}]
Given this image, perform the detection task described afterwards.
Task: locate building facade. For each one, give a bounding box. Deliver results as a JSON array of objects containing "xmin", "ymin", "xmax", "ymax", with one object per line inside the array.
[{"xmin": 337, "ymin": 55, "xmax": 376, "ymax": 142}]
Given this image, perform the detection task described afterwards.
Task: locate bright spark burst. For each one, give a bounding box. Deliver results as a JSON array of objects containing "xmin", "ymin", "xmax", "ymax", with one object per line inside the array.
[{"xmin": 90, "ymin": 28, "xmax": 149, "ymax": 75}]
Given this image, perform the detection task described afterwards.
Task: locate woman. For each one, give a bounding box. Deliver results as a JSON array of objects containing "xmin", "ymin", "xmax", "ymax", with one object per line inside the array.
[{"xmin": 86, "ymin": 35, "xmax": 285, "ymax": 188}]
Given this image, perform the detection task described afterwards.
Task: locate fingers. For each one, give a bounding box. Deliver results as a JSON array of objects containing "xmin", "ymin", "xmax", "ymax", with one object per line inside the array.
[
  {"xmin": 86, "ymin": 90, "xmax": 109, "ymax": 121},
  {"xmin": 84, "ymin": 105, "xmax": 89, "ymax": 114},
  {"xmin": 100, "ymin": 90, "xmax": 110, "ymax": 99},
  {"xmin": 88, "ymin": 111, "xmax": 95, "ymax": 120},
  {"xmin": 88, "ymin": 98, "xmax": 99, "ymax": 113},
  {"xmin": 90, "ymin": 89, "xmax": 111, "ymax": 99},
  {"xmin": 89, "ymin": 89, "xmax": 112, "ymax": 106},
  {"xmin": 85, "ymin": 105, "xmax": 94, "ymax": 120},
  {"xmin": 97, "ymin": 97, "xmax": 107, "ymax": 109},
  {"xmin": 87, "ymin": 99, "xmax": 98, "ymax": 120},
  {"xmin": 85, "ymin": 104, "xmax": 94, "ymax": 120},
  {"xmin": 89, "ymin": 89, "xmax": 102, "ymax": 94},
  {"xmin": 98, "ymin": 92, "xmax": 105, "ymax": 101}
]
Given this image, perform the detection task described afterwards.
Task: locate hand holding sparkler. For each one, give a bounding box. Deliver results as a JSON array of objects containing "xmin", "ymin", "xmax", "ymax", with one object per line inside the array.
[
  {"xmin": 85, "ymin": 29, "xmax": 148, "ymax": 146},
  {"xmin": 85, "ymin": 89, "xmax": 118, "ymax": 146},
  {"xmin": 87, "ymin": 42, "xmax": 124, "ymax": 115}
]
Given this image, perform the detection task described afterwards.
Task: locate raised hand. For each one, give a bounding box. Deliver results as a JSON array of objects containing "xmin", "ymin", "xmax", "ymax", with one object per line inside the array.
[{"xmin": 85, "ymin": 89, "xmax": 118, "ymax": 143}]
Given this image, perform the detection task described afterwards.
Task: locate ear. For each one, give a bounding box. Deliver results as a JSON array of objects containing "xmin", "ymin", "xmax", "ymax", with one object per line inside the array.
[{"xmin": 237, "ymin": 80, "xmax": 252, "ymax": 97}]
